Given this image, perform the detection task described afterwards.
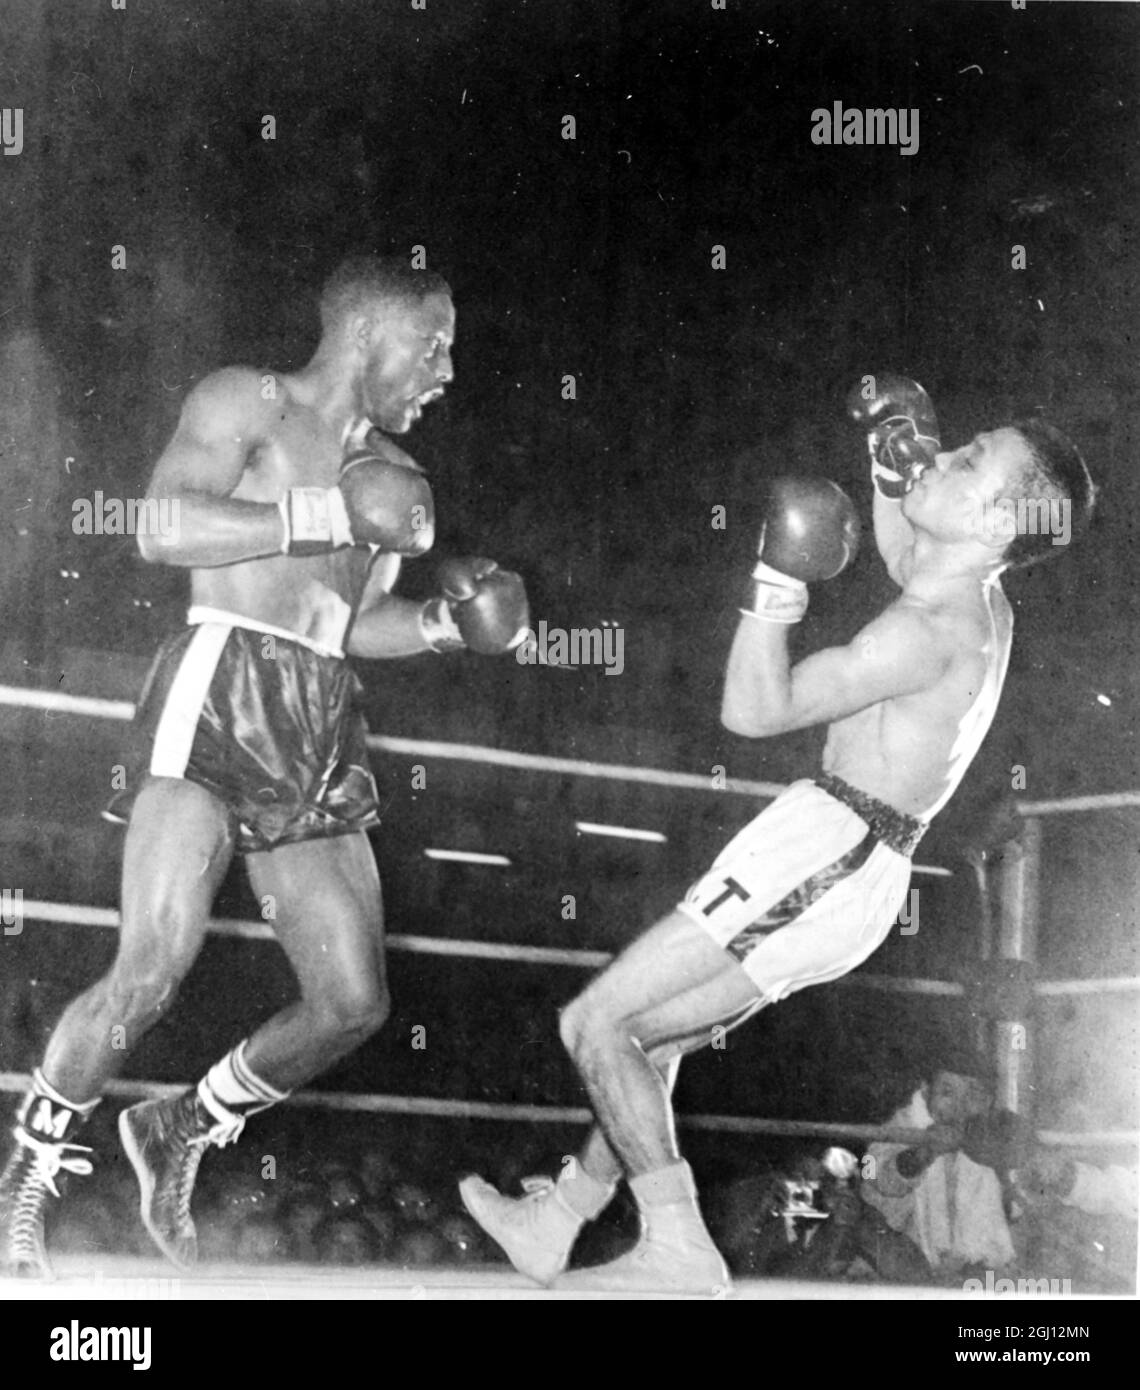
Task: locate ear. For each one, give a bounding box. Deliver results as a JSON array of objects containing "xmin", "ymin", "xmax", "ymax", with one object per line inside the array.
[
  {"xmin": 977, "ymin": 494, "xmax": 1019, "ymax": 551},
  {"xmin": 347, "ymin": 312, "xmax": 376, "ymax": 353}
]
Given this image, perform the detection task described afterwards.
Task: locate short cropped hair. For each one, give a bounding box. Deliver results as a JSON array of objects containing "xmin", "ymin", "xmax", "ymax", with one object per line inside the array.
[
  {"xmin": 319, "ymin": 255, "xmax": 451, "ymax": 333},
  {"xmin": 1001, "ymin": 418, "xmax": 1096, "ymax": 569},
  {"xmin": 928, "ymin": 1041, "xmax": 995, "ymax": 1091}
]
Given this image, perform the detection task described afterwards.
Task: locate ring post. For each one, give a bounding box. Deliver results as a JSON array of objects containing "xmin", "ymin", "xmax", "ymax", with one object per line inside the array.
[{"xmin": 995, "ymin": 815, "xmax": 1042, "ymax": 1115}]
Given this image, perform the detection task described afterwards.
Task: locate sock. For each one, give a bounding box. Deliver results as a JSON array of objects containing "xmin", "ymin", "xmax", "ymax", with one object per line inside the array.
[
  {"xmin": 629, "ymin": 1159, "xmax": 698, "ymax": 1208},
  {"xmin": 17, "ymin": 1068, "xmax": 100, "ymax": 1146},
  {"xmin": 196, "ymin": 1040, "xmax": 288, "ymax": 1144},
  {"xmin": 628, "ymin": 1160, "xmax": 715, "ymax": 1244},
  {"xmin": 555, "ymin": 1161, "xmax": 616, "ymax": 1222}
]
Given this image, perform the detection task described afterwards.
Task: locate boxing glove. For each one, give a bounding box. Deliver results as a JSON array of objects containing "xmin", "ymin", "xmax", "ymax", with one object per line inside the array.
[
  {"xmin": 419, "ymin": 557, "xmax": 530, "ymax": 655},
  {"xmin": 846, "ymin": 373, "xmax": 941, "ymax": 498},
  {"xmin": 963, "ymin": 1109, "xmax": 1035, "ymax": 1175},
  {"xmin": 280, "ymin": 445, "xmax": 435, "ymax": 557},
  {"xmin": 743, "ymin": 477, "xmax": 861, "ymax": 624}
]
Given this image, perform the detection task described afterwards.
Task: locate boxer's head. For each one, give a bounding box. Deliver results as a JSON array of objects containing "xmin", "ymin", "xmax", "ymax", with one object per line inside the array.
[
  {"xmin": 319, "ymin": 255, "xmax": 455, "ymax": 435},
  {"xmin": 1000, "ymin": 418, "xmax": 1095, "ymax": 567},
  {"xmin": 902, "ymin": 420, "xmax": 1093, "ymax": 569}
]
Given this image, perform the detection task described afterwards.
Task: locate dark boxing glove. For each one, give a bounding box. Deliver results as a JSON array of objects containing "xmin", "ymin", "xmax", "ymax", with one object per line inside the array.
[
  {"xmin": 963, "ymin": 1109, "xmax": 1035, "ymax": 1175},
  {"xmin": 419, "ymin": 556, "xmax": 530, "ymax": 655},
  {"xmin": 280, "ymin": 441, "xmax": 436, "ymax": 557},
  {"xmin": 846, "ymin": 373, "xmax": 941, "ymax": 498},
  {"xmin": 743, "ymin": 477, "xmax": 861, "ymax": 624}
]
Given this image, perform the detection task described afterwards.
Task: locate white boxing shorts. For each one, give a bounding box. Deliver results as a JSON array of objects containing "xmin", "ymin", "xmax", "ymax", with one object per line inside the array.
[{"xmin": 678, "ymin": 774, "xmax": 927, "ymax": 1006}]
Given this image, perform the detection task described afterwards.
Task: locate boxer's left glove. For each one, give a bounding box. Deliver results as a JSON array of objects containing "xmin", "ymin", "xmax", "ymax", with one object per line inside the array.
[
  {"xmin": 419, "ymin": 557, "xmax": 530, "ymax": 654},
  {"xmin": 280, "ymin": 444, "xmax": 436, "ymax": 556},
  {"xmin": 846, "ymin": 374, "xmax": 941, "ymax": 498},
  {"xmin": 743, "ymin": 477, "xmax": 861, "ymax": 624}
]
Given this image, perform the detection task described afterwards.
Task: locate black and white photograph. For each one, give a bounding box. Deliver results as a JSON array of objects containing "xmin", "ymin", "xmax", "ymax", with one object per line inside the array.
[{"xmin": 0, "ymin": 0, "xmax": 1136, "ymax": 1335}]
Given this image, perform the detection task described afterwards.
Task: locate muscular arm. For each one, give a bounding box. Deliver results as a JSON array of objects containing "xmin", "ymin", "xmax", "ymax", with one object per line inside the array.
[
  {"xmin": 138, "ymin": 369, "xmax": 285, "ymax": 567},
  {"xmin": 873, "ymin": 490, "xmax": 916, "ymax": 587},
  {"xmin": 721, "ymin": 600, "xmax": 951, "ymax": 738},
  {"xmin": 345, "ymin": 553, "xmax": 432, "ymax": 658}
]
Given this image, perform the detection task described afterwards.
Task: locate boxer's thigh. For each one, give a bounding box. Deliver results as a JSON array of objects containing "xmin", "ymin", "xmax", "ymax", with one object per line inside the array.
[
  {"xmin": 117, "ymin": 775, "xmax": 236, "ymax": 975},
  {"xmin": 572, "ymin": 908, "xmax": 761, "ymax": 1043},
  {"xmin": 245, "ymin": 830, "xmax": 385, "ymax": 1000}
]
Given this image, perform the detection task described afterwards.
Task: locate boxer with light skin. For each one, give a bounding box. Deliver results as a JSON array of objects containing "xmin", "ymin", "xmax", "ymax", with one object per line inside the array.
[
  {"xmin": 0, "ymin": 255, "xmax": 530, "ymax": 1279},
  {"xmin": 461, "ymin": 378, "xmax": 1095, "ymax": 1293}
]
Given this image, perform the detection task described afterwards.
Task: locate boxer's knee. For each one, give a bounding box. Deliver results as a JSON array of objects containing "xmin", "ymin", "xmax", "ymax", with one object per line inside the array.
[
  {"xmin": 560, "ymin": 988, "xmax": 625, "ymax": 1059},
  {"xmin": 310, "ymin": 978, "xmax": 390, "ymax": 1047},
  {"xmin": 101, "ymin": 956, "xmax": 186, "ymax": 1027}
]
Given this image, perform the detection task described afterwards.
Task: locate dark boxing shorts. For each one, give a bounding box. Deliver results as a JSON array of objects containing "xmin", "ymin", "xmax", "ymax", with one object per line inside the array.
[{"xmin": 104, "ymin": 610, "xmax": 380, "ymax": 853}]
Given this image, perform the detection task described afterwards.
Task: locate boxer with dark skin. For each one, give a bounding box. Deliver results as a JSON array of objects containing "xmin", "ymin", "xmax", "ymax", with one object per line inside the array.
[
  {"xmin": 0, "ymin": 256, "xmax": 528, "ymax": 1277},
  {"xmin": 461, "ymin": 384, "xmax": 1094, "ymax": 1292}
]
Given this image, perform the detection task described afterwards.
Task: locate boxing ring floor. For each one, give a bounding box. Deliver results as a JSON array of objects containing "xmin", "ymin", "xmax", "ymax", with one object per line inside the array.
[{"xmin": 1, "ymin": 1253, "xmax": 993, "ymax": 1301}]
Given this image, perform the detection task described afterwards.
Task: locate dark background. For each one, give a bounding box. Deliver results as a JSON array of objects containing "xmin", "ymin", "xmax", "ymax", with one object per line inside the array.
[{"xmin": 0, "ymin": 0, "xmax": 1136, "ymax": 1168}]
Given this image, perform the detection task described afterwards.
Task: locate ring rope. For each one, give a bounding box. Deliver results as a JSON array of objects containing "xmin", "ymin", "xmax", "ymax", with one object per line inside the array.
[
  {"xmin": 16, "ymin": 901, "xmax": 1140, "ymax": 996},
  {"xmin": 0, "ymin": 1072, "xmax": 1131, "ymax": 1150},
  {"xmin": 2, "ymin": 684, "xmax": 1137, "ymax": 818}
]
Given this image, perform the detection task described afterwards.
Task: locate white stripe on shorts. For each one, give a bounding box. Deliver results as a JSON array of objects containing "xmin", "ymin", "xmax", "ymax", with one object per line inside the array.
[{"xmin": 148, "ymin": 623, "xmax": 232, "ymax": 779}]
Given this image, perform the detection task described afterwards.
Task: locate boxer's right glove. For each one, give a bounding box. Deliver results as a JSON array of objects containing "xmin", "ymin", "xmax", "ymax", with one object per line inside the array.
[
  {"xmin": 743, "ymin": 477, "xmax": 861, "ymax": 624},
  {"xmin": 845, "ymin": 374, "xmax": 941, "ymax": 498},
  {"xmin": 419, "ymin": 557, "xmax": 530, "ymax": 654},
  {"xmin": 280, "ymin": 442, "xmax": 436, "ymax": 556}
]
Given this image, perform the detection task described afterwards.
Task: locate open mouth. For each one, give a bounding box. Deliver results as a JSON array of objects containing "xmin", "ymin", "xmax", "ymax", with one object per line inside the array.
[{"xmin": 407, "ymin": 387, "xmax": 445, "ymax": 419}]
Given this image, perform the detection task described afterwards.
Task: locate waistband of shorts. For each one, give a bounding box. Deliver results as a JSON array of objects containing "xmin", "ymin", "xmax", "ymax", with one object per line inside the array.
[
  {"xmin": 186, "ymin": 606, "xmax": 346, "ymax": 661},
  {"xmin": 813, "ymin": 772, "xmax": 927, "ymax": 857}
]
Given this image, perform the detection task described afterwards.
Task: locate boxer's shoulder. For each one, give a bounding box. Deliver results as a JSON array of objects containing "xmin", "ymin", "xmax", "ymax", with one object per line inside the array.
[{"xmin": 179, "ymin": 365, "xmax": 284, "ymax": 439}]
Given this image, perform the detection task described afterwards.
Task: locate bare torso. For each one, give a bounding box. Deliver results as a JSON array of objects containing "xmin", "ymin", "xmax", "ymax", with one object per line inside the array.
[
  {"xmin": 188, "ymin": 370, "xmax": 401, "ymax": 644},
  {"xmin": 822, "ymin": 580, "xmax": 1013, "ymax": 819}
]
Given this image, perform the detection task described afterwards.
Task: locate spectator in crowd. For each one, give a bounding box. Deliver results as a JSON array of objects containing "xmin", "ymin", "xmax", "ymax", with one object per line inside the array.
[
  {"xmin": 314, "ymin": 1210, "xmax": 381, "ymax": 1266},
  {"xmin": 234, "ymin": 1211, "xmax": 290, "ymax": 1264},
  {"xmin": 277, "ymin": 1186, "xmax": 330, "ymax": 1264},
  {"xmin": 862, "ymin": 1051, "xmax": 1015, "ymax": 1279},
  {"xmin": 710, "ymin": 1147, "xmax": 929, "ymax": 1283},
  {"xmin": 1012, "ymin": 1150, "xmax": 1138, "ymax": 1292}
]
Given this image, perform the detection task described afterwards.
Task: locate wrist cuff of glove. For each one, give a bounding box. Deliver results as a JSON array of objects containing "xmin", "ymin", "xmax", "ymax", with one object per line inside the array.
[
  {"xmin": 418, "ymin": 597, "xmax": 467, "ymax": 653},
  {"xmin": 744, "ymin": 561, "xmax": 808, "ymax": 623},
  {"xmin": 739, "ymin": 603, "xmax": 806, "ymax": 626},
  {"xmin": 751, "ymin": 560, "xmax": 807, "ymax": 592},
  {"xmin": 280, "ymin": 487, "xmax": 355, "ymax": 555}
]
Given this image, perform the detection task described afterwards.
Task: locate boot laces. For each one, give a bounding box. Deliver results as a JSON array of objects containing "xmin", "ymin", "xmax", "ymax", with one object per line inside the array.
[
  {"xmin": 163, "ymin": 1097, "xmax": 242, "ymax": 1232},
  {"xmin": 172, "ymin": 1139, "xmax": 208, "ymax": 1232},
  {"xmin": 13, "ymin": 1127, "xmax": 93, "ymax": 1199},
  {"xmin": 7, "ymin": 1128, "xmax": 93, "ymax": 1265}
]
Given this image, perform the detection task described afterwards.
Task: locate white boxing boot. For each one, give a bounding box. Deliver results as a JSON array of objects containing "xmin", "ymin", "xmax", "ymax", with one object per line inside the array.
[
  {"xmin": 557, "ymin": 1160, "xmax": 730, "ymax": 1295},
  {"xmin": 459, "ymin": 1164, "xmax": 614, "ymax": 1286}
]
